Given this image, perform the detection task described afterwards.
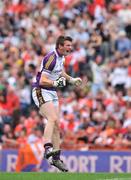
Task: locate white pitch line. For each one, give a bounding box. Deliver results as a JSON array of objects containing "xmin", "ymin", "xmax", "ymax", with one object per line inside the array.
[{"xmin": 98, "ymin": 178, "xmax": 131, "ymax": 180}]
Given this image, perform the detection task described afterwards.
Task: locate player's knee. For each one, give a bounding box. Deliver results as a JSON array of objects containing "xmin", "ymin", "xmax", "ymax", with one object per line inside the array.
[
  {"xmin": 48, "ymin": 116, "xmax": 58, "ymax": 123},
  {"xmin": 54, "ymin": 122, "xmax": 60, "ymax": 131}
]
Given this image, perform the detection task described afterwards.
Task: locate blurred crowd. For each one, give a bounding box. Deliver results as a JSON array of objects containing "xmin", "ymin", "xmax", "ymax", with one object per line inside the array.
[{"xmin": 0, "ymin": 0, "xmax": 131, "ymax": 151}]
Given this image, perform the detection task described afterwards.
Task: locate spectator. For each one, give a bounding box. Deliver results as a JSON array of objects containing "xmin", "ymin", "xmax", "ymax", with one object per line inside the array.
[{"xmin": 0, "ymin": 0, "xmax": 131, "ymax": 151}]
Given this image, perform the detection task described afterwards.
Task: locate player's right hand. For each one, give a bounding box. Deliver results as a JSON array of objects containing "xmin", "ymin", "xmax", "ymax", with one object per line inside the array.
[{"xmin": 53, "ymin": 77, "xmax": 66, "ymax": 87}]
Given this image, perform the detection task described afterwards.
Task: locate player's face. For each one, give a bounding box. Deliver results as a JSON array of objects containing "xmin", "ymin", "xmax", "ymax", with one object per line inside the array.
[{"xmin": 63, "ymin": 40, "xmax": 72, "ymax": 56}]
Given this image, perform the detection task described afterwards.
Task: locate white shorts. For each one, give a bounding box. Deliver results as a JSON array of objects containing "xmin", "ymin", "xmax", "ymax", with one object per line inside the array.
[{"xmin": 32, "ymin": 87, "xmax": 59, "ymax": 107}]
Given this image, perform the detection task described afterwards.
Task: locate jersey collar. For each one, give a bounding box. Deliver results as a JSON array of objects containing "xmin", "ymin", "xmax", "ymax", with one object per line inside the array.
[{"xmin": 54, "ymin": 49, "xmax": 64, "ymax": 58}]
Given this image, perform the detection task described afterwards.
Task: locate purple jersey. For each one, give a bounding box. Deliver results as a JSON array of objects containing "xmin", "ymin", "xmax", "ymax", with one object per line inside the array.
[{"xmin": 33, "ymin": 49, "xmax": 65, "ymax": 90}]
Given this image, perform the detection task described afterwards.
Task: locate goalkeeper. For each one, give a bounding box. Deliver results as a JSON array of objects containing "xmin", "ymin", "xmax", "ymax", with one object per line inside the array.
[{"xmin": 32, "ymin": 36, "xmax": 82, "ymax": 172}]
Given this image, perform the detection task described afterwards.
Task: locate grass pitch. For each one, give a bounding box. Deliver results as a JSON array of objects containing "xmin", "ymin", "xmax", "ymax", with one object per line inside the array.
[{"xmin": 0, "ymin": 173, "xmax": 131, "ymax": 180}]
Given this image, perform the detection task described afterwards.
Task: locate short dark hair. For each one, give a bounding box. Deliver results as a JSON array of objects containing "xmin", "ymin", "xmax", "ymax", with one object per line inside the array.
[
  {"xmin": 56, "ymin": 35, "xmax": 73, "ymax": 49},
  {"xmin": 64, "ymin": 36, "xmax": 73, "ymax": 42}
]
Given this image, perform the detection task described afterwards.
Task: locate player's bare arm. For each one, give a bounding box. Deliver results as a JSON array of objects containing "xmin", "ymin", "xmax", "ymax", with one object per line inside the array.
[
  {"xmin": 61, "ymin": 70, "xmax": 82, "ymax": 86},
  {"xmin": 39, "ymin": 74, "xmax": 54, "ymax": 87},
  {"xmin": 39, "ymin": 73, "xmax": 66, "ymax": 88}
]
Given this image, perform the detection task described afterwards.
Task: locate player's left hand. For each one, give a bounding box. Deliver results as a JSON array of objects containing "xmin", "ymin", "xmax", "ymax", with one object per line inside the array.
[{"xmin": 69, "ymin": 77, "xmax": 82, "ymax": 86}]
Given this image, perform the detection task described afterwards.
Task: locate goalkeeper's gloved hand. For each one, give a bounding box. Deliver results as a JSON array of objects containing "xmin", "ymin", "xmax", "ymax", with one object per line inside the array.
[
  {"xmin": 53, "ymin": 77, "xmax": 66, "ymax": 87},
  {"xmin": 69, "ymin": 77, "xmax": 82, "ymax": 86}
]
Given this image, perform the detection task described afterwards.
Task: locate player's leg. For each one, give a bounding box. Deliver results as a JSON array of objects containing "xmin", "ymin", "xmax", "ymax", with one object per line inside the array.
[
  {"xmin": 32, "ymin": 88, "xmax": 58, "ymax": 156},
  {"xmin": 32, "ymin": 88, "xmax": 68, "ymax": 171},
  {"xmin": 51, "ymin": 103, "xmax": 68, "ymax": 172},
  {"xmin": 39, "ymin": 102, "xmax": 58, "ymax": 157},
  {"xmin": 52, "ymin": 103, "xmax": 60, "ymax": 150}
]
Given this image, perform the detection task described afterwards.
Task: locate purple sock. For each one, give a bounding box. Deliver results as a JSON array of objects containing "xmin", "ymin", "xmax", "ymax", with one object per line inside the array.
[
  {"xmin": 53, "ymin": 150, "xmax": 61, "ymax": 160},
  {"xmin": 44, "ymin": 143, "xmax": 53, "ymax": 152}
]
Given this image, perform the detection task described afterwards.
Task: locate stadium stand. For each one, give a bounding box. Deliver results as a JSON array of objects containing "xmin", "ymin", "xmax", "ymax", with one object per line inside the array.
[{"xmin": 0, "ymin": 0, "xmax": 131, "ymax": 152}]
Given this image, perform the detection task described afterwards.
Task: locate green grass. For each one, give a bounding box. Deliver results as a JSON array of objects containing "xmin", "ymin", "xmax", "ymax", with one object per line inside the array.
[{"xmin": 0, "ymin": 173, "xmax": 131, "ymax": 180}]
